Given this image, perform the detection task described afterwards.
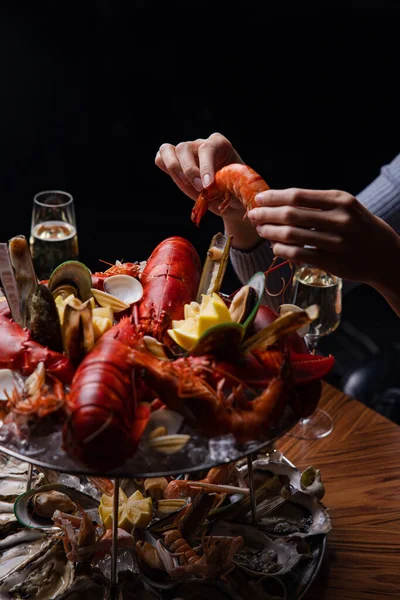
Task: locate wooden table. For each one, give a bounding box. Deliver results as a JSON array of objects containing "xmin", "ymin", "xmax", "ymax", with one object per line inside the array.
[{"xmin": 277, "ymin": 382, "xmax": 400, "ymax": 599}]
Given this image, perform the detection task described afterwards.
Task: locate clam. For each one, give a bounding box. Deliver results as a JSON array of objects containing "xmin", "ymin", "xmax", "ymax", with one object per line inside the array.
[
  {"xmin": 210, "ymin": 521, "xmax": 312, "ymax": 577},
  {"xmin": 146, "ymin": 409, "xmax": 184, "ymax": 437},
  {"xmin": 0, "ymin": 369, "xmax": 23, "ymax": 402},
  {"xmin": 148, "ymin": 434, "xmax": 191, "ymax": 455},
  {"xmin": 196, "ymin": 232, "xmax": 233, "ymax": 302},
  {"xmin": 143, "ymin": 335, "xmax": 173, "ymax": 360},
  {"xmin": 48, "ymin": 260, "xmax": 93, "ymax": 302},
  {"xmin": 90, "ymin": 287, "xmax": 130, "ymax": 312},
  {"xmin": 103, "ymin": 274, "xmax": 143, "ymax": 304},
  {"xmin": 13, "ymin": 483, "xmax": 99, "ymax": 530},
  {"xmin": 279, "ymin": 303, "xmax": 310, "ymax": 337}
]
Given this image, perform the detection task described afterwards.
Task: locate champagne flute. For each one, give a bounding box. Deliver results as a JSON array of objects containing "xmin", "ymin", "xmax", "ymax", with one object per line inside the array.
[
  {"xmin": 29, "ymin": 190, "xmax": 79, "ymax": 281},
  {"xmin": 287, "ymin": 265, "xmax": 342, "ymax": 439}
]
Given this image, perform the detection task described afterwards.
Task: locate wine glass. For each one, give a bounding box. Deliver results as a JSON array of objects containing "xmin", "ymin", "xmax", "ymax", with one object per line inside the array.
[
  {"xmin": 29, "ymin": 190, "xmax": 79, "ymax": 281},
  {"xmin": 287, "ymin": 265, "xmax": 342, "ymax": 439}
]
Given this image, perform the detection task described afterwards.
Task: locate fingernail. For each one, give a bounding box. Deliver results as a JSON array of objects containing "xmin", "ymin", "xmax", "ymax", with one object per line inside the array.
[
  {"xmin": 177, "ymin": 170, "xmax": 187, "ymax": 184},
  {"xmin": 254, "ymin": 194, "xmax": 263, "ymax": 204},
  {"xmin": 248, "ymin": 209, "xmax": 256, "ymax": 221},
  {"xmin": 193, "ymin": 177, "xmax": 203, "ymax": 191},
  {"xmin": 203, "ymin": 173, "xmax": 212, "ymax": 187}
]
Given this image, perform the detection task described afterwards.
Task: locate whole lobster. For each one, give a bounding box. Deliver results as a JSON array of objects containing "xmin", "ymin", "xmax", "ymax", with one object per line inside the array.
[{"xmin": 63, "ymin": 237, "xmax": 202, "ymax": 468}]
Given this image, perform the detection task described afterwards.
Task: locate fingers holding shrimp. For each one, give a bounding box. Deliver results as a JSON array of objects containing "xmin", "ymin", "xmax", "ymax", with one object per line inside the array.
[{"xmin": 155, "ymin": 132, "xmax": 244, "ymax": 203}]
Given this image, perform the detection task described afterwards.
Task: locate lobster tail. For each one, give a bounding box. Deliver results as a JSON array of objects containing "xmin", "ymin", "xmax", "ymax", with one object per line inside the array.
[{"xmin": 138, "ymin": 237, "xmax": 201, "ymax": 345}]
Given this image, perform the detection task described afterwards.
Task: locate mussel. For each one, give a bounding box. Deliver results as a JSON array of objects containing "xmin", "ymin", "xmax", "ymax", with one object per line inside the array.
[
  {"xmin": 14, "ymin": 483, "xmax": 99, "ymax": 530},
  {"xmin": 48, "ymin": 261, "xmax": 93, "ymax": 302}
]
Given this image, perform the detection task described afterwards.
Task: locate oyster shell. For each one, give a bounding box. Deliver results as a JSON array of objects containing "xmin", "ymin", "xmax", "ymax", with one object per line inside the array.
[
  {"xmin": 256, "ymin": 490, "xmax": 332, "ymax": 538},
  {"xmin": 209, "ymin": 521, "xmax": 311, "ymax": 577},
  {"xmin": 103, "ymin": 274, "xmax": 143, "ymax": 305},
  {"xmin": 0, "ymin": 536, "xmax": 75, "ymax": 599}
]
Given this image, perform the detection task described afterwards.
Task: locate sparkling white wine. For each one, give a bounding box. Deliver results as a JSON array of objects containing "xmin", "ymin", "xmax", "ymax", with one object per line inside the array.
[
  {"xmin": 291, "ymin": 267, "xmax": 342, "ymax": 339},
  {"xmin": 30, "ymin": 220, "xmax": 79, "ymax": 280}
]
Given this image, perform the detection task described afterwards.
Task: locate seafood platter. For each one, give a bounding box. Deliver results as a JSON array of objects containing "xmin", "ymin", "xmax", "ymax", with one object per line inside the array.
[
  {"xmin": 0, "ymin": 449, "xmax": 331, "ymax": 599},
  {"xmin": 0, "ymin": 162, "xmax": 335, "ymax": 597}
]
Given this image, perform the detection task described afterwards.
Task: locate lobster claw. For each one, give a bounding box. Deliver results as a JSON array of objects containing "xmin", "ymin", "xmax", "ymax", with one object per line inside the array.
[{"xmin": 290, "ymin": 352, "xmax": 335, "ymax": 384}]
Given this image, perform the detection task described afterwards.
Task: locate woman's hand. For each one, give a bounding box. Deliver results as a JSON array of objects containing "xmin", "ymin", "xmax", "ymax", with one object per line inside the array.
[
  {"xmin": 155, "ymin": 132, "xmax": 246, "ymax": 219},
  {"xmin": 248, "ymin": 188, "xmax": 400, "ymax": 287}
]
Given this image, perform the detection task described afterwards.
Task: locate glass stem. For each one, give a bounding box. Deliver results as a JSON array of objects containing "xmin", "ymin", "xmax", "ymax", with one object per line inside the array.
[{"xmin": 306, "ymin": 336, "xmax": 319, "ymax": 354}]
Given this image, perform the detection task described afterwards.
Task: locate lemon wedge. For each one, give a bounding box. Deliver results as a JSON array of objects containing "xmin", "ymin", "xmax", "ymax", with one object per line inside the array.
[
  {"xmin": 168, "ymin": 293, "xmax": 232, "ymax": 350},
  {"xmin": 168, "ymin": 316, "xmax": 199, "ymax": 351},
  {"xmin": 197, "ymin": 292, "xmax": 232, "ymax": 336},
  {"xmin": 118, "ymin": 496, "xmax": 153, "ymax": 531}
]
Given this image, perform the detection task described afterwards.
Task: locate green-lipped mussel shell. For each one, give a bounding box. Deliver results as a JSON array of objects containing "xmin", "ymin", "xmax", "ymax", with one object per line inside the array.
[
  {"xmin": 189, "ymin": 321, "xmax": 244, "ymax": 359},
  {"xmin": 48, "ymin": 260, "xmax": 92, "ymax": 302}
]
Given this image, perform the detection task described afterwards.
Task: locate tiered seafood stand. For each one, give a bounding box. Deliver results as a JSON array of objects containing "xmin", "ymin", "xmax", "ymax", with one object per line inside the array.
[
  {"xmin": 0, "ymin": 233, "xmax": 333, "ymax": 599},
  {"xmin": 0, "ymin": 418, "xmax": 330, "ymax": 600}
]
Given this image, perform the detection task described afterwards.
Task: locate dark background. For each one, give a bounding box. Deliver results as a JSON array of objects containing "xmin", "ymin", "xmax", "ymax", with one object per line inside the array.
[
  {"xmin": 1, "ymin": 1, "xmax": 399, "ymax": 274},
  {"xmin": 1, "ymin": 1, "xmax": 400, "ymax": 393}
]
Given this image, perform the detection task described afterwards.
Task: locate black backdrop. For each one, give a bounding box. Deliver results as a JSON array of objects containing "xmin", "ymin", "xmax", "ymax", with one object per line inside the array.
[{"xmin": 1, "ymin": 1, "xmax": 399, "ymax": 294}]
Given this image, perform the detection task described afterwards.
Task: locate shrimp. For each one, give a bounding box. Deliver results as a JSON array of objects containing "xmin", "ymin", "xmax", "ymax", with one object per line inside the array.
[{"xmin": 191, "ymin": 163, "xmax": 270, "ymax": 226}]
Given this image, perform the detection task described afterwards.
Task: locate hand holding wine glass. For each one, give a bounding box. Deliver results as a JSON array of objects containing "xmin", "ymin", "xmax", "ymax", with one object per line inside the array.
[{"xmin": 29, "ymin": 190, "xmax": 79, "ymax": 281}]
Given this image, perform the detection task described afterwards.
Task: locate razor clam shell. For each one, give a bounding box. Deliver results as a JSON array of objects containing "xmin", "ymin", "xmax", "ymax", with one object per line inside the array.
[
  {"xmin": 8, "ymin": 235, "xmax": 38, "ymax": 329},
  {"xmin": 256, "ymin": 490, "xmax": 332, "ymax": 538},
  {"xmin": 209, "ymin": 521, "xmax": 311, "ymax": 577},
  {"xmin": 239, "ymin": 458, "xmax": 302, "ymax": 492},
  {"xmin": 196, "ymin": 232, "xmax": 232, "ymax": 302}
]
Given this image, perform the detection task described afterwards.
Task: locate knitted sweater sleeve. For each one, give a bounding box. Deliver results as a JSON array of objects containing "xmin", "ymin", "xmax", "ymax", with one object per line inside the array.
[{"xmin": 229, "ymin": 152, "xmax": 400, "ymax": 300}]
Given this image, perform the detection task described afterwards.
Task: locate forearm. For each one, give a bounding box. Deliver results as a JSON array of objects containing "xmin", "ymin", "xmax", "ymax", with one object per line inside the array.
[
  {"xmin": 357, "ymin": 152, "xmax": 400, "ymax": 234},
  {"xmin": 223, "ymin": 213, "xmax": 261, "ymax": 250}
]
